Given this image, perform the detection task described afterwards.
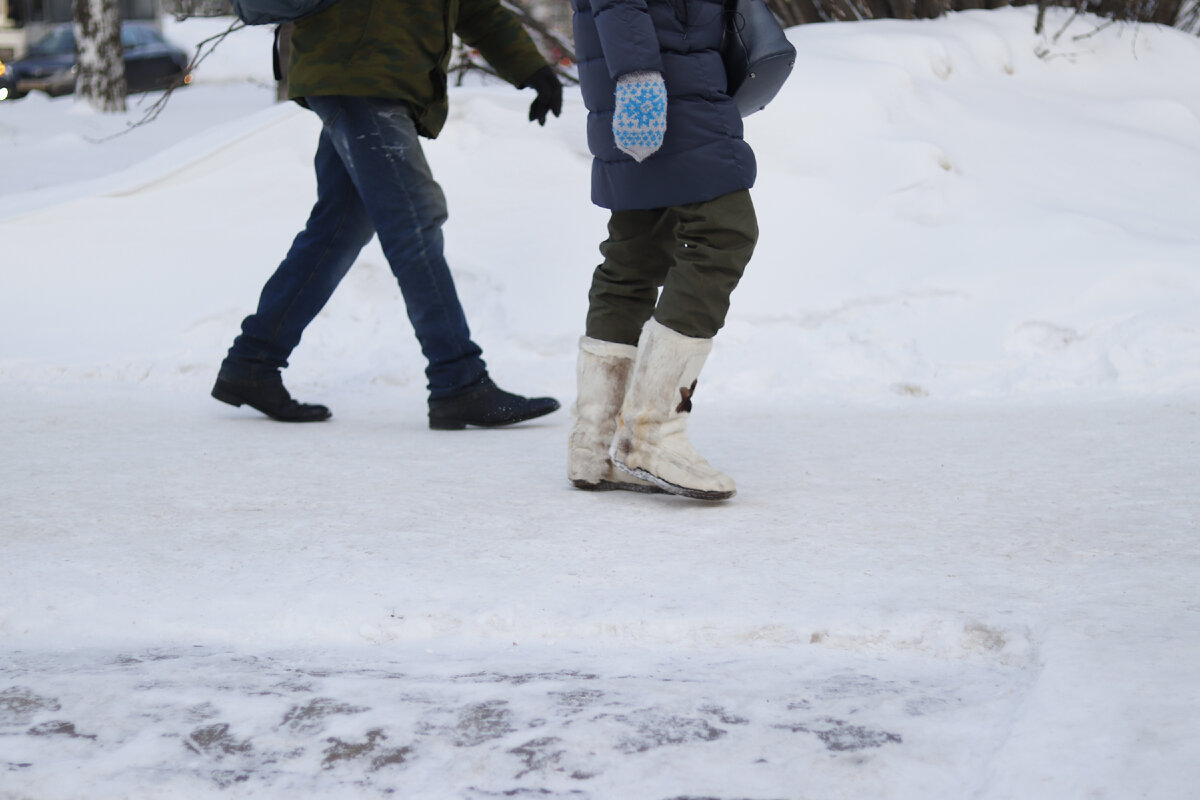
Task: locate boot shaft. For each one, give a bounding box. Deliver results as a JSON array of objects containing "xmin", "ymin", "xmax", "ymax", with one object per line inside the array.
[
  {"xmin": 572, "ymin": 337, "xmax": 638, "ymax": 429},
  {"xmin": 616, "ymin": 318, "xmax": 713, "ymax": 448},
  {"xmin": 610, "ymin": 318, "xmax": 735, "ymax": 500},
  {"xmin": 568, "ymin": 336, "xmax": 663, "ymax": 492}
]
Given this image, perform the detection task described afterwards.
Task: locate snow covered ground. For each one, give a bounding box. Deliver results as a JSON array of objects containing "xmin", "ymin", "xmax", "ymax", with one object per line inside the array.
[{"xmin": 1, "ymin": 8, "xmax": 1198, "ymax": 799}]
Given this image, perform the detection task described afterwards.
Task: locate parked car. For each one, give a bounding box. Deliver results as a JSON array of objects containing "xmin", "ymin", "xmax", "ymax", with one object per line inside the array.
[{"xmin": 0, "ymin": 22, "xmax": 191, "ymax": 101}]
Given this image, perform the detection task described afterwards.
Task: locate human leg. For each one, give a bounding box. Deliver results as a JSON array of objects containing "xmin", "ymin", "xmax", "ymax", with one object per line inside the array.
[
  {"xmin": 653, "ymin": 189, "xmax": 757, "ymax": 339},
  {"xmin": 309, "ymin": 96, "xmax": 485, "ymax": 399},
  {"xmin": 568, "ymin": 209, "xmax": 672, "ymax": 486},
  {"xmin": 214, "ymin": 129, "xmax": 376, "ymax": 422},
  {"xmin": 567, "ymin": 336, "xmax": 663, "ymax": 492},
  {"xmin": 609, "ymin": 190, "xmax": 758, "ymax": 500},
  {"xmin": 610, "ymin": 319, "xmax": 735, "ymax": 500},
  {"xmin": 584, "ymin": 207, "xmax": 674, "ymax": 346},
  {"xmin": 311, "ymin": 96, "xmax": 558, "ymax": 428}
]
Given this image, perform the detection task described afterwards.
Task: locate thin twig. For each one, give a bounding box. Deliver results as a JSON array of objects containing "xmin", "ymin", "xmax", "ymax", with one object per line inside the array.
[
  {"xmin": 1052, "ymin": 4, "xmax": 1086, "ymax": 43},
  {"xmin": 500, "ymin": 0, "xmax": 577, "ymax": 66},
  {"xmin": 450, "ymin": 52, "xmax": 503, "ymax": 87},
  {"xmin": 87, "ymin": 19, "xmax": 244, "ymax": 143},
  {"xmin": 1071, "ymin": 18, "xmax": 1117, "ymax": 40}
]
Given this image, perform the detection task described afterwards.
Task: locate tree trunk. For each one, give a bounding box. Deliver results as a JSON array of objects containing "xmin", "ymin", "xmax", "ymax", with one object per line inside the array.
[
  {"xmin": 767, "ymin": 0, "xmax": 822, "ymax": 24},
  {"xmin": 1181, "ymin": 0, "xmax": 1200, "ymax": 33},
  {"xmin": 74, "ymin": 0, "xmax": 126, "ymax": 112}
]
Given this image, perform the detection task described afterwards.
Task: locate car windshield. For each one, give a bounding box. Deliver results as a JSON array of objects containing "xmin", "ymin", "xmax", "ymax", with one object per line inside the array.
[
  {"xmin": 28, "ymin": 27, "xmax": 75, "ymax": 57},
  {"xmin": 121, "ymin": 26, "xmax": 161, "ymax": 48},
  {"xmin": 25, "ymin": 25, "xmax": 164, "ymax": 57}
]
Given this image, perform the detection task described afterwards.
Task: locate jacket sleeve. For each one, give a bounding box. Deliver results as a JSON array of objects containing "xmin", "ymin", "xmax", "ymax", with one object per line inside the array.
[
  {"xmin": 591, "ymin": 0, "xmax": 665, "ymax": 80},
  {"xmin": 456, "ymin": 0, "xmax": 549, "ymax": 87}
]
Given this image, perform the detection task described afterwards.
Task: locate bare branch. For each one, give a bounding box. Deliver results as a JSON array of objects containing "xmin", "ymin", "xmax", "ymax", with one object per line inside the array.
[
  {"xmin": 451, "ymin": 1, "xmax": 579, "ymax": 86},
  {"xmin": 1051, "ymin": 1, "xmax": 1087, "ymax": 42},
  {"xmin": 500, "ymin": 0, "xmax": 578, "ymax": 67},
  {"xmin": 86, "ymin": 19, "xmax": 245, "ymax": 143},
  {"xmin": 449, "ymin": 49, "xmax": 504, "ymax": 87},
  {"xmin": 1070, "ymin": 17, "xmax": 1118, "ymax": 39}
]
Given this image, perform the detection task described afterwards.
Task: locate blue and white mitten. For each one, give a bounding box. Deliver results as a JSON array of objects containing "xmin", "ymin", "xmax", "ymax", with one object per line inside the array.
[{"xmin": 612, "ymin": 71, "xmax": 667, "ymax": 163}]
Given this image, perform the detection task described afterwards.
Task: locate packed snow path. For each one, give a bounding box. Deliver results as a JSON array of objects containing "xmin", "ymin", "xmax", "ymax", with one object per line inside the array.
[
  {"xmin": 2, "ymin": 641, "xmax": 1022, "ymax": 799},
  {"xmin": 2, "ymin": 7, "xmax": 1199, "ymax": 798},
  {"xmin": 3, "ymin": 389, "xmax": 1198, "ymax": 798}
]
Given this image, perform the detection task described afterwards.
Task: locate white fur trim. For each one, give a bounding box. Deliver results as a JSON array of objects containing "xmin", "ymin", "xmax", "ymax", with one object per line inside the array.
[{"xmin": 579, "ymin": 336, "xmax": 638, "ymax": 360}]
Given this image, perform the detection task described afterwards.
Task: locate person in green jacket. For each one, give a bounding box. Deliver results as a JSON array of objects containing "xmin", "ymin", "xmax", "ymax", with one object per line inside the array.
[{"xmin": 213, "ymin": 0, "xmax": 564, "ymax": 429}]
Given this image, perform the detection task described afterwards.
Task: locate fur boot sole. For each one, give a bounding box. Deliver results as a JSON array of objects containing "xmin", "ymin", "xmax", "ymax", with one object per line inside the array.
[
  {"xmin": 613, "ymin": 460, "xmax": 735, "ymax": 501},
  {"xmin": 570, "ymin": 477, "xmax": 666, "ymax": 494}
]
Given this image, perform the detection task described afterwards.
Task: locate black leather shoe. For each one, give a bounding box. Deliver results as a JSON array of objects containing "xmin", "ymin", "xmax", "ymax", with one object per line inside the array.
[
  {"xmin": 428, "ymin": 378, "xmax": 560, "ymax": 430},
  {"xmin": 212, "ymin": 370, "xmax": 331, "ymax": 422}
]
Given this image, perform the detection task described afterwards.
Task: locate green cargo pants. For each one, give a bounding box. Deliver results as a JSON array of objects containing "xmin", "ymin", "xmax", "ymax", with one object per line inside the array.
[{"xmin": 585, "ymin": 189, "xmax": 758, "ymax": 345}]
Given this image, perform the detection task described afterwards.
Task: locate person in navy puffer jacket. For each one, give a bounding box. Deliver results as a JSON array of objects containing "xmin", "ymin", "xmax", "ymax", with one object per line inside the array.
[{"xmin": 567, "ymin": 0, "xmax": 759, "ymax": 502}]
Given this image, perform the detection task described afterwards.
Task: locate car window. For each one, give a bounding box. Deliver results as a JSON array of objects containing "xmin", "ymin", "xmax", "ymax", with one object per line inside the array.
[
  {"xmin": 25, "ymin": 24, "xmax": 171, "ymax": 59},
  {"xmin": 28, "ymin": 27, "xmax": 75, "ymax": 56},
  {"xmin": 122, "ymin": 26, "xmax": 158, "ymax": 48}
]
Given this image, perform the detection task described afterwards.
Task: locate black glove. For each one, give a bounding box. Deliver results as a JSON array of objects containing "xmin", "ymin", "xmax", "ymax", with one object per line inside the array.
[{"xmin": 524, "ymin": 65, "xmax": 562, "ymax": 126}]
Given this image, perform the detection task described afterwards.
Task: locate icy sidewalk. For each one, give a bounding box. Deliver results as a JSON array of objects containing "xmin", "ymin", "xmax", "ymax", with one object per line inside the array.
[
  {"xmin": 0, "ymin": 638, "xmax": 1029, "ymax": 799},
  {"xmin": 1, "ymin": 381, "xmax": 1198, "ymax": 798}
]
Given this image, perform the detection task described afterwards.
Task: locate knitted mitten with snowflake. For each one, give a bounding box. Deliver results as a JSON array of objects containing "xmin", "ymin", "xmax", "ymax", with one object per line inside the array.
[{"xmin": 612, "ymin": 71, "xmax": 667, "ymax": 163}]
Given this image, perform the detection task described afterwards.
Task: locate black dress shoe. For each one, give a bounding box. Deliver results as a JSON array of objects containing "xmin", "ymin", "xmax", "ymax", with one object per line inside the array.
[
  {"xmin": 428, "ymin": 378, "xmax": 559, "ymax": 430},
  {"xmin": 212, "ymin": 370, "xmax": 331, "ymax": 422}
]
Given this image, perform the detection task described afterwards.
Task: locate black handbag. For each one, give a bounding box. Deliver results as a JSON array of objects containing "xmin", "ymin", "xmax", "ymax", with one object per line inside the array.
[{"xmin": 721, "ymin": 0, "xmax": 797, "ymax": 117}]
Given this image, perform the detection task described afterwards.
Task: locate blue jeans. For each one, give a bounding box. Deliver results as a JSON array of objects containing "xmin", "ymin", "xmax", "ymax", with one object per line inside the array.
[{"xmin": 226, "ymin": 96, "xmax": 486, "ymax": 400}]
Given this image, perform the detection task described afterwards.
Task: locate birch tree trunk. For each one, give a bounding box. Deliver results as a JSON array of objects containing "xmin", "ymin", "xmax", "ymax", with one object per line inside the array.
[{"xmin": 74, "ymin": 0, "xmax": 127, "ymax": 112}]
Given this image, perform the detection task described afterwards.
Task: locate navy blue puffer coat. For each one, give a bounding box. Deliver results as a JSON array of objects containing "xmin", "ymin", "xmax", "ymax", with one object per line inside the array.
[{"xmin": 572, "ymin": 0, "xmax": 756, "ymax": 211}]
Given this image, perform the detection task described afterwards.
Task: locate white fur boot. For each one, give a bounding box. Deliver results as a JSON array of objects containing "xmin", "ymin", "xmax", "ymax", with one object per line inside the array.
[
  {"xmin": 568, "ymin": 337, "xmax": 662, "ymax": 492},
  {"xmin": 610, "ymin": 319, "xmax": 736, "ymax": 501}
]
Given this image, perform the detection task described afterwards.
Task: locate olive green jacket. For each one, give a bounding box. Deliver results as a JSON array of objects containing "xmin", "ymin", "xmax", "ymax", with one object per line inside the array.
[{"xmin": 288, "ymin": 0, "xmax": 548, "ymax": 138}]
